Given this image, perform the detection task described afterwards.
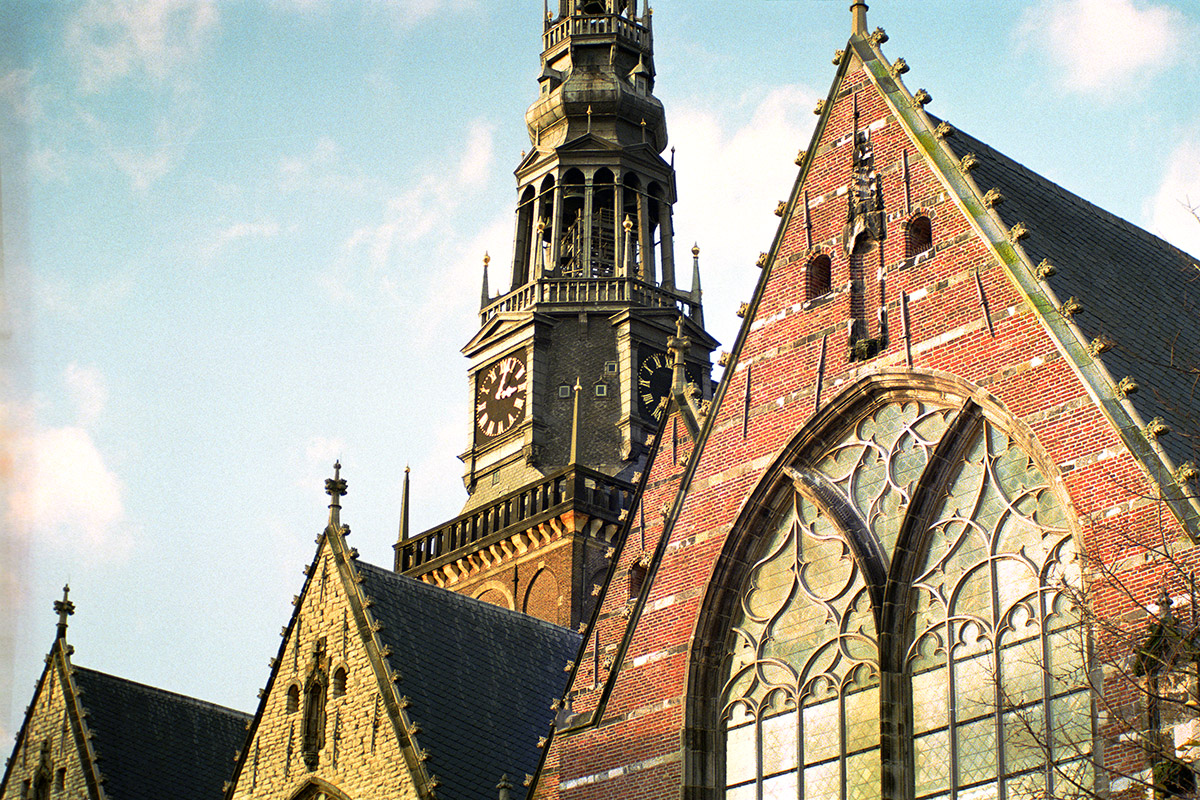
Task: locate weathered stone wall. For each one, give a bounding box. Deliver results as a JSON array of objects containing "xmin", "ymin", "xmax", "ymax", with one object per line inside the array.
[
  {"xmin": 1, "ymin": 653, "xmax": 91, "ymax": 800},
  {"xmin": 229, "ymin": 543, "xmax": 418, "ymax": 800}
]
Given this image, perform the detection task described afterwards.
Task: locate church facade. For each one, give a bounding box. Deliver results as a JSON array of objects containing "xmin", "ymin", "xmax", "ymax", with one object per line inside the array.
[{"xmin": 5, "ymin": 3, "xmax": 1200, "ymax": 800}]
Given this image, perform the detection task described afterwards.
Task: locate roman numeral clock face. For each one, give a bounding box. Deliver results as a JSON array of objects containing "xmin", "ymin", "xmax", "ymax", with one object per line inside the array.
[
  {"xmin": 638, "ymin": 349, "xmax": 701, "ymax": 422},
  {"xmin": 475, "ymin": 354, "xmax": 527, "ymax": 441}
]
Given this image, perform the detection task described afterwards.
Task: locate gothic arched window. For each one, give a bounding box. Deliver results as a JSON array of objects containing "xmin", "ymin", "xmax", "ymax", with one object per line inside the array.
[{"xmin": 713, "ymin": 387, "xmax": 1092, "ymax": 800}]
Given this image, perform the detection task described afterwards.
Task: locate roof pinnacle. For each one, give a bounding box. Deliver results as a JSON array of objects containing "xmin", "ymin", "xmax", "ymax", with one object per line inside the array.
[
  {"xmin": 325, "ymin": 461, "xmax": 348, "ymax": 530},
  {"xmin": 851, "ymin": 1, "xmax": 868, "ymax": 36},
  {"xmin": 54, "ymin": 584, "xmax": 74, "ymax": 641},
  {"xmin": 569, "ymin": 378, "xmax": 582, "ymax": 465},
  {"xmin": 399, "ymin": 465, "xmax": 411, "ymax": 543}
]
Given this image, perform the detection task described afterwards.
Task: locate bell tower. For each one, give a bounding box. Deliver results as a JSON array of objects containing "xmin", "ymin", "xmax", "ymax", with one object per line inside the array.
[
  {"xmin": 459, "ymin": 0, "xmax": 715, "ymax": 508},
  {"xmin": 395, "ymin": 1, "xmax": 716, "ymax": 628}
]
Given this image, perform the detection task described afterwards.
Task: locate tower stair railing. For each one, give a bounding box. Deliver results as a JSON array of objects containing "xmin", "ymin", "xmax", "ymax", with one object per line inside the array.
[{"xmin": 543, "ymin": 13, "xmax": 651, "ymax": 51}]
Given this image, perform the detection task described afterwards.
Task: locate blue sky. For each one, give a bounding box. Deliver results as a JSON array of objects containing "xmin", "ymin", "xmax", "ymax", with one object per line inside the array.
[{"xmin": 2, "ymin": 0, "xmax": 1199, "ymax": 741}]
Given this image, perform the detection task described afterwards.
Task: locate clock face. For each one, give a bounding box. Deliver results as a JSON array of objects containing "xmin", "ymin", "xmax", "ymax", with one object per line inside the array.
[
  {"xmin": 637, "ymin": 350, "xmax": 673, "ymax": 421},
  {"xmin": 475, "ymin": 354, "xmax": 527, "ymax": 440}
]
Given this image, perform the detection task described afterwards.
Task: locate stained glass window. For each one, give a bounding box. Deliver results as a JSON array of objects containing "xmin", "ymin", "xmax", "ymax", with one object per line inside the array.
[{"xmin": 720, "ymin": 398, "xmax": 1089, "ymax": 800}]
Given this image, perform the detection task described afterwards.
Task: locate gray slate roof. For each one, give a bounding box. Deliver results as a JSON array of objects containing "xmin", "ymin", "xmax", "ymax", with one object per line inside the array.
[
  {"xmin": 71, "ymin": 667, "xmax": 250, "ymax": 800},
  {"xmin": 940, "ymin": 122, "xmax": 1200, "ymax": 473},
  {"xmin": 356, "ymin": 562, "xmax": 581, "ymax": 800}
]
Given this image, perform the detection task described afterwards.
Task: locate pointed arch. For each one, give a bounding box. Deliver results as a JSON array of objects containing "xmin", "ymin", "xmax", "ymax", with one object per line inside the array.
[
  {"xmin": 685, "ymin": 371, "xmax": 1091, "ymax": 800},
  {"xmin": 288, "ymin": 778, "xmax": 353, "ymax": 800}
]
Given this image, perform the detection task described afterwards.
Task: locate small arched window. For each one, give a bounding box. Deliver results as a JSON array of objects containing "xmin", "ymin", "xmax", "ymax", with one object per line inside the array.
[
  {"xmin": 332, "ymin": 668, "xmax": 347, "ymax": 699},
  {"xmin": 287, "ymin": 684, "xmax": 300, "ymax": 713},
  {"xmin": 906, "ymin": 215, "xmax": 933, "ymax": 258},
  {"xmin": 806, "ymin": 255, "xmax": 832, "ymax": 300},
  {"xmin": 301, "ymin": 674, "xmax": 327, "ymax": 769}
]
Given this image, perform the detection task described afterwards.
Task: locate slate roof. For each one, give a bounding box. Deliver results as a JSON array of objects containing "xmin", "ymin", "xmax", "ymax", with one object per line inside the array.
[
  {"xmin": 70, "ymin": 667, "xmax": 250, "ymax": 800},
  {"xmin": 937, "ymin": 121, "xmax": 1200, "ymax": 474},
  {"xmin": 356, "ymin": 562, "xmax": 581, "ymax": 800}
]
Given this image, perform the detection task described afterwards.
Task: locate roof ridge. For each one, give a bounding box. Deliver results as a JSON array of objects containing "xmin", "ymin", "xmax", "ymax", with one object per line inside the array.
[
  {"xmin": 72, "ymin": 665, "xmax": 252, "ymax": 719},
  {"xmin": 356, "ymin": 559, "xmax": 582, "ymax": 639}
]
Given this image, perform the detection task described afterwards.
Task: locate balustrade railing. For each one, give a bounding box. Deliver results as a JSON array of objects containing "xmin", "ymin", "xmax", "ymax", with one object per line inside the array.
[
  {"xmin": 480, "ymin": 277, "xmax": 697, "ymax": 324},
  {"xmin": 543, "ymin": 13, "xmax": 651, "ymax": 51},
  {"xmin": 395, "ymin": 465, "xmax": 635, "ymax": 572}
]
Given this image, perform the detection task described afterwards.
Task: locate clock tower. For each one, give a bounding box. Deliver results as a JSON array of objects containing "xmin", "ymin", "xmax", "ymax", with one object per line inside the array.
[{"xmin": 396, "ymin": 0, "xmax": 716, "ymax": 628}]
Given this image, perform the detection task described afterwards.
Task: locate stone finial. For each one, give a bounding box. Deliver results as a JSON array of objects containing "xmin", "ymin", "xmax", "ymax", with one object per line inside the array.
[
  {"xmin": 756, "ymin": 252, "xmax": 769, "ymax": 268},
  {"xmin": 497, "ymin": 775, "xmax": 513, "ymax": 800},
  {"xmin": 833, "ymin": 49, "xmax": 846, "ymax": 66},
  {"xmin": 736, "ymin": 303, "xmax": 749, "ymax": 318},
  {"xmin": 982, "ymin": 188, "xmax": 1004, "ymax": 208},
  {"xmin": 326, "ymin": 461, "xmax": 348, "ymax": 530},
  {"xmin": 912, "ymin": 88, "xmax": 931, "ymax": 108},
  {"xmin": 691, "ymin": 243, "xmax": 700, "ymax": 258},
  {"xmin": 850, "ymin": 1, "xmax": 868, "ymax": 36},
  {"xmin": 934, "ymin": 121, "xmax": 955, "ymax": 139},
  {"xmin": 1035, "ymin": 259, "xmax": 1057, "ymax": 279},
  {"xmin": 1089, "ymin": 336, "xmax": 1114, "ymax": 356},
  {"xmin": 869, "ymin": 27, "xmax": 888, "ymax": 45},
  {"xmin": 959, "ymin": 154, "xmax": 978, "ymax": 174},
  {"xmin": 889, "ymin": 58, "xmax": 909, "ymax": 78},
  {"xmin": 774, "ymin": 201, "xmax": 786, "ymax": 217},
  {"xmin": 1175, "ymin": 462, "xmax": 1199, "ymax": 485},
  {"xmin": 813, "ymin": 99, "xmax": 826, "ymax": 116},
  {"xmin": 480, "ymin": 252, "xmax": 491, "ymax": 309},
  {"xmin": 1008, "ymin": 221, "xmax": 1029, "ymax": 242},
  {"xmin": 569, "ymin": 378, "xmax": 582, "ymax": 465},
  {"xmin": 1060, "ymin": 297, "xmax": 1082, "ymax": 318},
  {"xmin": 398, "ymin": 466, "xmax": 411, "ymax": 543},
  {"xmin": 795, "ymin": 149, "xmax": 806, "ymax": 166},
  {"xmin": 54, "ymin": 584, "xmax": 75, "ymax": 641}
]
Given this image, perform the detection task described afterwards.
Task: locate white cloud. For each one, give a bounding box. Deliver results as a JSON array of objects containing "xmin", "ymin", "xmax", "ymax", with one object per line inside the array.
[
  {"xmin": 336, "ymin": 119, "xmax": 497, "ymax": 299},
  {"xmin": 65, "ymin": 0, "xmax": 219, "ymax": 93},
  {"xmin": 1147, "ymin": 136, "xmax": 1200, "ymax": 259},
  {"xmin": 6, "ymin": 426, "xmax": 129, "ymax": 556},
  {"xmin": 64, "ymin": 363, "xmax": 108, "ymax": 427},
  {"xmin": 671, "ymin": 84, "xmax": 819, "ymax": 353},
  {"xmin": 4, "ymin": 367, "xmax": 129, "ymax": 559},
  {"xmin": 0, "ymin": 69, "xmax": 42, "ymax": 123},
  {"xmin": 203, "ymin": 220, "xmax": 283, "ymax": 260},
  {"xmin": 276, "ymin": 0, "xmax": 476, "ymax": 29},
  {"xmin": 1018, "ymin": 0, "xmax": 1185, "ymax": 97}
]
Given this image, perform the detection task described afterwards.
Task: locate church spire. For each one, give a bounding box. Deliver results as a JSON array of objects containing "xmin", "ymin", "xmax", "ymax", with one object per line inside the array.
[{"xmin": 480, "ymin": 253, "xmax": 490, "ymax": 309}]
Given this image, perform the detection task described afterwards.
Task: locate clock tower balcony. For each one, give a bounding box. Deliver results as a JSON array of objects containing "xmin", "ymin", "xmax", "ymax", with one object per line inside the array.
[{"xmin": 479, "ymin": 275, "xmax": 700, "ymax": 326}]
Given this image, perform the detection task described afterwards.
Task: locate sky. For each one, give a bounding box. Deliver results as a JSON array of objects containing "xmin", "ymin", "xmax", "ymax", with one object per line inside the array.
[{"xmin": 2, "ymin": 0, "xmax": 1200, "ymax": 744}]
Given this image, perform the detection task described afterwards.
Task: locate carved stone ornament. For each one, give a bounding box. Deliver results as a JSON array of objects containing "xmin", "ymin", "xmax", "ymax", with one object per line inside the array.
[
  {"xmin": 869, "ymin": 27, "xmax": 889, "ymax": 45},
  {"xmin": 958, "ymin": 153, "xmax": 978, "ymax": 174},
  {"xmin": 1117, "ymin": 376, "xmax": 1140, "ymax": 397},
  {"xmin": 718, "ymin": 351, "xmax": 730, "ymax": 367},
  {"xmin": 795, "ymin": 149, "xmax": 806, "ymax": 166},
  {"xmin": 1175, "ymin": 461, "xmax": 1199, "ymax": 484},
  {"xmin": 774, "ymin": 201, "xmax": 787, "ymax": 217},
  {"xmin": 833, "ymin": 49, "xmax": 846, "ymax": 66},
  {"xmin": 1146, "ymin": 417, "xmax": 1170, "ymax": 438},
  {"xmin": 755, "ymin": 252, "xmax": 769, "ymax": 268},
  {"xmin": 1036, "ymin": 258, "xmax": 1057, "ymax": 279},
  {"xmin": 983, "ymin": 188, "xmax": 1004, "ymax": 208},
  {"xmin": 912, "ymin": 88, "xmax": 932, "ymax": 108},
  {"xmin": 736, "ymin": 303, "xmax": 749, "ymax": 318},
  {"xmin": 1008, "ymin": 221, "xmax": 1029, "ymax": 242},
  {"xmin": 934, "ymin": 121, "xmax": 955, "ymax": 139},
  {"xmin": 889, "ymin": 57, "xmax": 910, "ymax": 78},
  {"xmin": 813, "ymin": 99, "xmax": 826, "ymax": 116},
  {"xmin": 844, "ymin": 129, "xmax": 885, "ymax": 255},
  {"xmin": 1089, "ymin": 335, "xmax": 1114, "ymax": 356},
  {"xmin": 1060, "ymin": 297, "xmax": 1082, "ymax": 317}
]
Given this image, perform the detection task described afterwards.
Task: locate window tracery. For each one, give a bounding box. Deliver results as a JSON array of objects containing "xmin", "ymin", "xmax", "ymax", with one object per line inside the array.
[{"xmin": 718, "ymin": 394, "xmax": 1089, "ymax": 800}]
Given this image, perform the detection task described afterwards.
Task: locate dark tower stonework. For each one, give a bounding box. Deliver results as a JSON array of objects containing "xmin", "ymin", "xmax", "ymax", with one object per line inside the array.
[{"xmin": 394, "ymin": 1, "xmax": 716, "ymax": 630}]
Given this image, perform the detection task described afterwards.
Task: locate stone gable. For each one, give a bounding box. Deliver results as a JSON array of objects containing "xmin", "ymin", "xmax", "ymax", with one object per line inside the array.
[
  {"xmin": 1, "ymin": 649, "xmax": 94, "ymax": 800},
  {"xmin": 228, "ymin": 537, "xmax": 420, "ymax": 800}
]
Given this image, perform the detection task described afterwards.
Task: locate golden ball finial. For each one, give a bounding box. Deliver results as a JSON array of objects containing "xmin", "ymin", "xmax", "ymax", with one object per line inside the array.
[
  {"xmin": 483, "ymin": 251, "xmax": 490, "ymax": 266},
  {"xmin": 691, "ymin": 243, "xmax": 700, "ymax": 257}
]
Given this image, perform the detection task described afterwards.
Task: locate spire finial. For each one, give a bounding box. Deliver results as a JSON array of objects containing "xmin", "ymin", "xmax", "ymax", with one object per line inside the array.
[
  {"xmin": 497, "ymin": 775, "xmax": 513, "ymax": 800},
  {"xmin": 481, "ymin": 252, "xmax": 491, "ymax": 309},
  {"xmin": 325, "ymin": 461, "xmax": 347, "ymax": 530},
  {"xmin": 398, "ymin": 465, "xmax": 411, "ymax": 543},
  {"xmin": 851, "ymin": 1, "xmax": 868, "ymax": 36},
  {"xmin": 54, "ymin": 584, "xmax": 75, "ymax": 641},
  {"xmin": 569, "ymin": 378, "xmax": 582, "ymax": 465},
  {"xmin": 690, "ymin": 243, "xmax": 704, "ymax": 328},
  {"xmin": 586, "ymin": 104, "xmax": 593, "ymax": 134}
]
